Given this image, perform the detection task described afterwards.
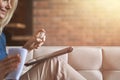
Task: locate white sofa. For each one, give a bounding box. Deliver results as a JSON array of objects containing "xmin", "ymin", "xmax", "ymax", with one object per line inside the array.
[{"xmin": 6, "ymin": 46, "xmax": 120, "ymax": 80}]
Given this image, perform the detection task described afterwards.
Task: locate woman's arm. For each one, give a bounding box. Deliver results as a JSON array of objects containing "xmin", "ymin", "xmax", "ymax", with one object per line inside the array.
[{"xmin": 23, "ymin": 29, "xmax": 46, "ymax": 52}]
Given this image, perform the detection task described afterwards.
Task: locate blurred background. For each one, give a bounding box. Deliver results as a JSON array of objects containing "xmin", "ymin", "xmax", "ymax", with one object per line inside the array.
[{"xmin": 4, "ymin": 0, "xmax": 120, "ymax": 46}]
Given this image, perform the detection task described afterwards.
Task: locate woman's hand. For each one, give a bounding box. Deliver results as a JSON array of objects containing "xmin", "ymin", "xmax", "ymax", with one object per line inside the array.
[
  {"xmin": 23, "ymin": 29, "xmax": 46, "ymax": 52},
  {"xmin": 0, "ymin": 54, "xmax": 20, "ymax": 79}
]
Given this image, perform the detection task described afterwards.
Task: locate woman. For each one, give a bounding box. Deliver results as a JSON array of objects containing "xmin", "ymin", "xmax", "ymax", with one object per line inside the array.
[{"xmin": 0, "ymin": 0, "xmax": 86, "ymax": 80}]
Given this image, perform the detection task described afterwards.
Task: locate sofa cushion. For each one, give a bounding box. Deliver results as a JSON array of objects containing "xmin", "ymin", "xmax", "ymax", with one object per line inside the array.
[
  {"xmin": 102, "ymin": 47, "xmax": 120, "ymax": 80},
  {"xmin": 68, "ymin": 47, "xmax": 102, "ymax": 70},
  {"xmin": 102, "ymin": 47, "xmax": 120, "ymax": 70},
  {"xmin": 103, "ymin": 71, "xmax": 120, "ymax": 80},
  {"xmin": 79, "ymin": 70, "xmax": 103, "ymax": 80}
]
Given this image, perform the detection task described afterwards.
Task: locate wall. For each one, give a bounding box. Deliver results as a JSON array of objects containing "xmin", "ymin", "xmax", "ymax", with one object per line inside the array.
[
  {"xmin": 4, "ymin": 0, "xmax": 33, "ymax": 46},
  {"xmin": 33, "ymin": 0, "xmax": 120, "ymax": 46}
]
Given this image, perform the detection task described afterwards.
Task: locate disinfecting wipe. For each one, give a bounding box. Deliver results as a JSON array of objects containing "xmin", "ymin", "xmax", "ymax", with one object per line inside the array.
[
  {"xmin": 36, "ymin": 29, "xmax": 46, "ymax": 42},
  {"xmin": 6, "ymin": 48, "xmax": 28, "ymax": 80}
]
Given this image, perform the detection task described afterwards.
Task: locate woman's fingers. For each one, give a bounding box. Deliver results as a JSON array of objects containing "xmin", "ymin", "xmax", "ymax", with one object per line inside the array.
[
  {"xmin": 0, "ymin": 54, "xmax": 20, "ymax": 67},
  {"xmin": 23, "ymin": 29, "xmax": 46, "ymax": 51},
  {"xmin": 35, "ymin": 29, "xmax": 46, "ymax": 39},
  {"xmin": 0, "ymin": 54, "xmax": 21, "ymax": 78},
  {"xmin": 4, "ymin": 54, "xmax": 20, "ymax": 65},
  {"xmin": 1, "ymin": 54, "xmax": 20, "ymax": 71}
]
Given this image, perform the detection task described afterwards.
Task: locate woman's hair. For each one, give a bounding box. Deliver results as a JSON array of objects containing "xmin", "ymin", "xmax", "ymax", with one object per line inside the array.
[{"xmin": 0, "ymin": 0, "xmax": 18, "ymax": 34}]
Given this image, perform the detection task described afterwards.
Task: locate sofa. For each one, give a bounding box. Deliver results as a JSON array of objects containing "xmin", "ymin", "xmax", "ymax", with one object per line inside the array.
[{"xmin": 6, "ymin": 46, "xmax": 120, "ymax": 80}]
